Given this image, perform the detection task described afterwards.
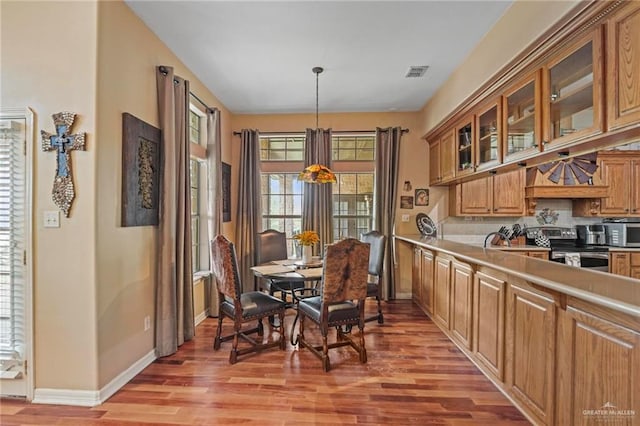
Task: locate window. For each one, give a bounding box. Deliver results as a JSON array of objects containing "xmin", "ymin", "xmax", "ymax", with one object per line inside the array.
[
  {"xmin": 0, "ymin": 115, "xmax": 27, "ymax": 380},
  {"xmin": 331, "ymin": 134, "xmax": 375, "ymax": 240},
  {"xmin": 259, "ymin": 133, "xmax": 376, "ymax": 249},
  {"xmin": 189, "ymin": 106, "xmax": 208, "ymax": 273},
  {"xmin": 260, "ymin": 135, "xmax": 305, "ymax": 256}
]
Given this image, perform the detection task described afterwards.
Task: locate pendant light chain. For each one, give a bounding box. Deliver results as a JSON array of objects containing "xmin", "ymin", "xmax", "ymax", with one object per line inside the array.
[{"xmin": 312, "ymin": 67, "xmax": 323, "ymax": 130}]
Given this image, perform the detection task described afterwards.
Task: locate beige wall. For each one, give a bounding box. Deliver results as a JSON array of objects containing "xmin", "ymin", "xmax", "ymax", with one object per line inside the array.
[
  {"xmin": 1, "ymin": 1, "xmax": 100, "ymax": 390},
  {"xmin": 232, "ymin": 112, "xmax": 427, "ymax": 296},
  {"xmin": 94, "ymin": 1, "xmax": 233, "ymax": 387},
  {"xmin": 417, "ymin": 0, "xmax": 580, "ymax": 222},
  {"xmin": 1, "ymin": 0, "xmax": 234, "ymax": 393}
]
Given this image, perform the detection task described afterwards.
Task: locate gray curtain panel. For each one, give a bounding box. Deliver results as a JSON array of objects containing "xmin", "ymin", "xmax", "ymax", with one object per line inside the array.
[
  {"xmin": 302, "ymin": 128, "xmax": 333, "ymax": 255},
  {"xmin": 235, "ymin": 129, "xmax": 262, "ymax": 293},
  {"xmin": 206, "ymin": 108, "xmax": 222, "ymax": 317},
  {"xmin": 375, "ymin": 127, "xmax": 402, "ymax": 300},
  {"xmin": 155, "ymin": 65, "xmax": 195, "ymax": 357}
]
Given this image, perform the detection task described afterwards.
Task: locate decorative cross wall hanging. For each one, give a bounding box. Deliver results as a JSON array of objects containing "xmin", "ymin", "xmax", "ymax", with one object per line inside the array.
[{"xmin": 41, "ymin": 112, "xmax": 86, "ymax": 217}]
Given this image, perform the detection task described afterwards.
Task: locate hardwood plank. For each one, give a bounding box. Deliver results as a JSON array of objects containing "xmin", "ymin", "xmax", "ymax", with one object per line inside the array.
[{"xmin": 0, "ymin": 301, "xmax": 529, "ymax": 425}]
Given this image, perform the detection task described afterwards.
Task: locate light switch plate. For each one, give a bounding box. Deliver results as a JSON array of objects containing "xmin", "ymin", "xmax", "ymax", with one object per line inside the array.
[
  {"xmin": 44, "ymin": 210, "xmax": 60, "ymax": 228},
  {"xmin": 401, "ymin": 214, "xmax": 410, "ymax": 222}
]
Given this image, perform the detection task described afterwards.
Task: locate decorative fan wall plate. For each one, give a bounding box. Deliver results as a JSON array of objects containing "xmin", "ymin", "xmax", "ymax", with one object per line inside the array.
[
  {"xmin": 416, "ymin": 213, "xmax": 437, "ymax": 237},
  {"xmin": 537, "ymin": 152, "xmax": 597, "ymax": 185}
]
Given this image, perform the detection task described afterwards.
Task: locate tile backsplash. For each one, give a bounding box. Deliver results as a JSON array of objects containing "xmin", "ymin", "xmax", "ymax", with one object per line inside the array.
[{"xmin": 439, "ymin": 199, "xmax": 600, "ymax": 239}]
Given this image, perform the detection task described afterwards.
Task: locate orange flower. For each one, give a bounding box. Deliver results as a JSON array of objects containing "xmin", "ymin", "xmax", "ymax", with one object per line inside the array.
[{"xmin": 293, "ymin": 230, "xmax": 320, "ymax": 246}]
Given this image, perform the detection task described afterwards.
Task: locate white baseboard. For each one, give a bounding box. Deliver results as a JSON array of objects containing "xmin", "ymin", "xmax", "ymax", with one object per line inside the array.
[
  {"xmin": 33, "ymin": 349, "xmax": 156, "ymax": 407},
  {"xmin": 194, "ymin": 309, "xmax": 210, "ymax": 326}
]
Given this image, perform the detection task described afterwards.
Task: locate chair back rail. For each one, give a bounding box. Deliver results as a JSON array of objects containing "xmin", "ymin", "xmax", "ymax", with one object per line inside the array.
[{"xmin": 321, "ymin": 238, "xmax": 369, "ymax": 303}]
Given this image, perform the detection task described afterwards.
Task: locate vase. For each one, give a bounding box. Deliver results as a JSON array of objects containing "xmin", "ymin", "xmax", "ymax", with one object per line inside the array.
[{"xmin": 302, "ymin": 245, "xmax": 313, "ymax": 264}]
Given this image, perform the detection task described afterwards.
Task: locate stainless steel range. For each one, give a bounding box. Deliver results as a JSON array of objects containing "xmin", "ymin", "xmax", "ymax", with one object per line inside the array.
[{"xmin": 525, "ymin": 226, "xmax": 609, "ymax": 272}]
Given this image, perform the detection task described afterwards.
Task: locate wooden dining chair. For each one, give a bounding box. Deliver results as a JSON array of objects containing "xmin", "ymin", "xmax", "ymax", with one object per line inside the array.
[
  {"xmin": 360, "ymin": 231, "xmax": 386, "ymax": 324},
  {"xmin": 211, "ymin": 235, "xmax": 286, "ymax": 364},
  {"xmin": 296, "ymin": 238, "xmax": 370, "ymax": 372}
]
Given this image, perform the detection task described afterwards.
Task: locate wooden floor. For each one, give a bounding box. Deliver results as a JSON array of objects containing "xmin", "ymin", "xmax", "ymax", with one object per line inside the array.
[{"xmin": 1, "ymin": 301, "xmax": 530, "ymax": 425}]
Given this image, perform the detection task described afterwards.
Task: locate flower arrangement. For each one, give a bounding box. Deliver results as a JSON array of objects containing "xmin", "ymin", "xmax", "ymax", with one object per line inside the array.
[
  {"xmin": 293, "ymin": 230, "xmax": 320, "ymax": 246},
  {"xmin": 298, "ymin": 164, "xmax": 337, "ymax": 184}
]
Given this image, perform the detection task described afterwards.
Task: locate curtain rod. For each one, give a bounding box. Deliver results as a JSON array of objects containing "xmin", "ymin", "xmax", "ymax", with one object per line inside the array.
[
  {"xmin": 233, "ymin": 129, "xmax": 409, "ymax": 136},
  {"xmin": 158, "ymin": 65, "xmax": 216, "ymax": 113}
]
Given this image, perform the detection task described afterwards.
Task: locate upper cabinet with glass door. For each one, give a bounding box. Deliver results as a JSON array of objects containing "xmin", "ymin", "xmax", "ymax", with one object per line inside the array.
[
  {"xmin": 455, "ymin": 116, "xmax": 475, "ymax": 177},
  {"xmin": 475, "ymin": 98, "xmax": 501, "ymax": 170},
  {"xmin": 542, "ymin": 27, "xmax": 604, "ymax": 149},
  {"xmin": 503, "ymin": 71, "xmax": 542, "ymax": 163}
]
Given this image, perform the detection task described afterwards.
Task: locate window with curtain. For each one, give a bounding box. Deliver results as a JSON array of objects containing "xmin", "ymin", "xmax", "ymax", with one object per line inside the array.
[
  {"xmin": 189, "ymin": 107, "xmax": 208, "ymax": 273},
  {"xmin": 259, "ymin": 133, "xmax": 375, "ymax": 249},
  {"xmin": 0, "ymin": 117, "xmax": 26, "ymax": 373},
  {"xmin": 331, "ymin": 134, "xmax": 375, "ymax": 240}
]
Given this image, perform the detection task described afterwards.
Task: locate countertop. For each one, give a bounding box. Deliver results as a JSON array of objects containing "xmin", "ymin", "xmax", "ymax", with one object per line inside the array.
[{"xmin": 394, "ymin": 233, "xmax": 639, "ymax": 317}]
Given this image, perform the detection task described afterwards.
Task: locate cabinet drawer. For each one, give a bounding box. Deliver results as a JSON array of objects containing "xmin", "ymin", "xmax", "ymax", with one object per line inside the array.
[{"xmin": 630, "ymin": 253, "xmax": 640, "ymax": 266}]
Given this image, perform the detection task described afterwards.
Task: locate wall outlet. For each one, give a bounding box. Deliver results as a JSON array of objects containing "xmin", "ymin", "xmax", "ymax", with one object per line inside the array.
[
  {"xmin": 144, "ymin": 315, "xmax": 151, "ymax": 331},
  {"xmin": 401, "ymin": 214, "xmax": 410, "ymax": 222},
  {"xmin": 44, "ymin": 210, "xmax": 60, "ymax": 228}
]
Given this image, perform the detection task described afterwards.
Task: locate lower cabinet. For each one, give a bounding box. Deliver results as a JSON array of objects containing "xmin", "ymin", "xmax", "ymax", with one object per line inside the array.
[
  {"xmin": 412, "ymin": 246, "xmax": 422, "ymax": 305},
  {"xmin": 609, "ymin": 251, "xmax": 640, "ymax": 279},
  {"xmin": 451, "ymin": 260, "xmax": 473, "ymax": 350},
  {"xmin": 556, "ymin": 302, "xmax": 640, "ymax": 425},
  {"xmin": 506, "ymin": 283, "xmax": 557, "ymax": 425},
  {"xmin": 433, "ymin": 255, "xmax": 452, "ymax": 330},
  {"xmin": 473, "ymin": 271, "xmax": 505, "ymax": 381},
  {"xmin": 411, "ymin": 243, "xmax": 639, "ymax": 426},
  {"xmin": 420, "ymin": 249, "xmax": 434, "ymax": 314}
]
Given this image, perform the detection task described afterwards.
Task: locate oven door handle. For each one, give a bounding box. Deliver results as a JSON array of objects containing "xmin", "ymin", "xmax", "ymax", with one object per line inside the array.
[{"xmin": 551, "ymin": 252, "xmax": 609, "ymax": 260}]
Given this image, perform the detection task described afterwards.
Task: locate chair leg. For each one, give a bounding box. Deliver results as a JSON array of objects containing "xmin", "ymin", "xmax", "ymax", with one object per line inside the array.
[
  {"xmin": 257, "ymin": 319, "xmax": 264, "ymax": 336},
  {"xmin": 322, "ymin": 335, "xmax": 330, "ymax": 372},
  {"xmin": 230, "ymin": 326, "xmax": 240, "ymax": 364},
  {"xmin": 359, "ymin": 325, "xmax": 367, "ymax": 364},
  {"xmin": 278, "ymin": 310, "xmax": 286, "ymax": 350},
  {"xmin": 377, "ymin": 297, "xmax": 384, "ymax": 324},
  {"xmin": 214, "ymin": 315, "xmax": 223, "ymax": 350}
]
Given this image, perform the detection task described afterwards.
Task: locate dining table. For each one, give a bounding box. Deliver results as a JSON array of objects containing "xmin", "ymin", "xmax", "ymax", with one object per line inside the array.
[{"xmin": 251, "ymin": 258, "xmax": 323, "ymax": 345}]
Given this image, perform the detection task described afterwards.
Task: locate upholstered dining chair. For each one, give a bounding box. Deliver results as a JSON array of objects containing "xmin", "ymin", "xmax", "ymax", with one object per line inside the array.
[
  {"xmin": 296, "ymin": 238, "xmax": 370, "ymax": 372},
  {"xmin": 360, "ymin": 231, "xmax": 386, "ymax": 324},
  {"xmin": 211, "ymin": 235, "xmax": 286, "ymax": 364},
  {"xmin": 256, "ymin": 229, "xmax": 306, "ymax": 301}
]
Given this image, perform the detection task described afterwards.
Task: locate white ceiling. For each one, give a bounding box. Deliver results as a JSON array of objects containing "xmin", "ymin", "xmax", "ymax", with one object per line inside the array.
[{"xmin": 125, "ymin": 1, "xmax": 513, "ymax": 114}]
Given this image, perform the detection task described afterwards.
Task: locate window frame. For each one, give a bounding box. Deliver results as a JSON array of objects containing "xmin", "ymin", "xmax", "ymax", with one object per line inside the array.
[{"xmin": 189, "ymin": 105, "xmax": 209, "ymax": 274}]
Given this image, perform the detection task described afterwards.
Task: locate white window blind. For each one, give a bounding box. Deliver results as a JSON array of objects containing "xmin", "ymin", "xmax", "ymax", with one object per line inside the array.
[{"xmin": 0, "ymin": 118, "xmax": 26, "ymax": 365}]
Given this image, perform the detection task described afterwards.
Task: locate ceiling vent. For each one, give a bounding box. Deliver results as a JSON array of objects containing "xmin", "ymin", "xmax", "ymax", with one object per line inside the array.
[{"xmin": 405, "ymin": 66, "xmax": 429, "ymax": 78}]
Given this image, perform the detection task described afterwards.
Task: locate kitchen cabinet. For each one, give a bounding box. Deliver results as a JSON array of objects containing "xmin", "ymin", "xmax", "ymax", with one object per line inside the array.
[
  {"xmin": 450, "ymin": 260, "xmax": 473, "ymax": 350},
  {"xmin": 420, "ymin": 249, "xmax": 434, "ymax": 314},
  {"xmin": 429, "ymin": 129, "xmax": 455, "ymax": 185},
  {"xmin": 606, "ymin": 1, "xmax": 640, "ymax": 131},
  {"xmin": 556, "ymin": 301, "xmax": 640, "ymax": 425},
  {"xmin": 541, "ymin": 27, "xmax": 604, "ymax": 149},
  {"xmin": 433, "ymin": 256, "xmax": 452, "ymax": 330},
  {"xmin": 506, "ymin": 283, "xmax": 557, "ymax": 425},
  {"xmin": 455, "ymin": 116, "xmax": 475, "ymax": 177},
  {"xmin": 608, "ymin": 250, "xmax": 640, "ymax": 279},
  {"xmin": 451, "ymin": 169, "xmax": 525, "ymax": 216},
  {"xmin": 412, "ymin": 246, "xmax": 422, "ymax": 305},
  {"xmin": 475, "ymin": 98, "xmax": 502, "ymax": 171},
  {"xmin": 473, "ymin": 270, "xmax": 505, "ymax": 381},
  {"xmin": 527, "ymin": 251, "xmax": 549, "ymax": 260},
  {"xmin": 574, "ymin": 151, "xmax": 640, "ymax": 217},
  {"xmin": 503, "ymin": 71, "xmax": 542, "ymax": 163}
]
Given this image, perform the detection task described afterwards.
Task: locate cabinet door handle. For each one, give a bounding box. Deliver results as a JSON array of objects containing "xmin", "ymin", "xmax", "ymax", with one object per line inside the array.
[
  {"xmin": 625, "ymin": 208, "xmax": 630, "ymax": 212},
  {"xmin": 486, "ymin": 208, "xmax": 490, "ymax": 212}
]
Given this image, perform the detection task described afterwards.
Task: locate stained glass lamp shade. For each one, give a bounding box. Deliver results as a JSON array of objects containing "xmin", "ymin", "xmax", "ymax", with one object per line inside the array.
[{"xmin": 298, "ymin": 164, "xmax": 337, "ymax": 184}]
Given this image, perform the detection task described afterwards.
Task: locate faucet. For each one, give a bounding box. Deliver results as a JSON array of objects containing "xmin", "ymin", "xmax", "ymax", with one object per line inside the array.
[{"xmin": 484, "ymin": 232, "xmax": 511, "ymax": 248}]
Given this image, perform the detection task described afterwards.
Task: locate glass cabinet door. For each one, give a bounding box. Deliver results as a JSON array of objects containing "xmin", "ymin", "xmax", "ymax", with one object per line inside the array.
[
  {"xmin": 504, "ymin": 72, "xmax": 541, "ymax": 160},
  {"xmin": 476, "ymin": 100, "xmax": 501, "ymax": 169},
  {"xmin": 456, "ymin": 117, "xmax": 474, "ymax": 175},
  {"xmin": 545, "ymin": 28, "xmax": 602, "ymax": 146}
]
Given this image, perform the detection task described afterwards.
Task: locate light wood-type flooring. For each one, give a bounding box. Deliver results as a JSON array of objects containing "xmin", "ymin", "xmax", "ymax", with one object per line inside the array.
[{"xmin": 0, "ymin": 301, "xmax": 530, "ymax": 425}]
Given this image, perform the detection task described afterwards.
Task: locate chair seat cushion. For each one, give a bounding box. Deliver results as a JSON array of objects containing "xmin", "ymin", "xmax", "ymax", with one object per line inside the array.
[
  {"xmin": 221, "ymin": 291, "xmax": 285, "ymax": 320},
  {"xmin": 298, "ymin": 296, "xmax": 359, "ymax": 325}
]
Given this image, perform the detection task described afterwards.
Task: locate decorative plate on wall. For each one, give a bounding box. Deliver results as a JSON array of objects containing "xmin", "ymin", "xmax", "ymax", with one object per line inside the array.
[{"xmin": 416, "ymin": 213, "xmax": 437, "ymax": 237}]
